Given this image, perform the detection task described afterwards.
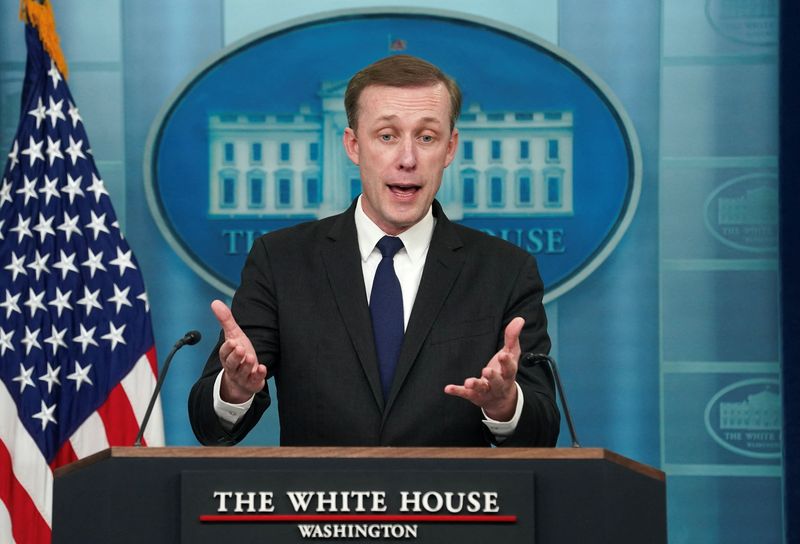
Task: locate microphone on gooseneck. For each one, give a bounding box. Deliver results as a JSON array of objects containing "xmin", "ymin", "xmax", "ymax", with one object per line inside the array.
[
  {"xmin": 133, "ymin": 330, "xmax": 202, "ymax": 447},
  {"xmin": 522, "ymin": 353, "xmax": 581, "ymax": 448}
]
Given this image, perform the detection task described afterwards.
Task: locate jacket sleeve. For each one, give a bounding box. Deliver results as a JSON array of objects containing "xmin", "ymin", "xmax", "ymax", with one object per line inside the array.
[
  {"xmin": 497, "ymin": 253, "xmax": 561, "ymax": 447},
  {"xmin": 187, "ymin": 237, "xmax": 278, "ymax": 445}
]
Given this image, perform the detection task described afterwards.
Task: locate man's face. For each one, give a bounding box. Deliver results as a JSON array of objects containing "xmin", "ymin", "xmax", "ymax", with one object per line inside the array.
[{"xmin": 343, "ymin": 83, "xmax": 459, "ymax": 235}]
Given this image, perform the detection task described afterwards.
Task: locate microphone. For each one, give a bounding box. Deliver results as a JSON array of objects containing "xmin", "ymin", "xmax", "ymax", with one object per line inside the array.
[
  {"xmin": 133, "ymin": 330, "xmax": 202, "ymax": 447},
  {"xmin": 522, "ymin": 353, "xmax": 580, "ymax": 448},
  {"xmin": 179, "ymin": 330, "xmax": 202, "ymax": 346}
]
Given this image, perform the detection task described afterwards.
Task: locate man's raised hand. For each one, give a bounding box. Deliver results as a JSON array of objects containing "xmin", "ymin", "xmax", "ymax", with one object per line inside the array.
[
  {"xmin": 211, "ymin": 299, "xmax": 267, "ymax": 403},
  {"xmin": 443, "ymin": 317, "xmax": 524, "ymax": 421}
]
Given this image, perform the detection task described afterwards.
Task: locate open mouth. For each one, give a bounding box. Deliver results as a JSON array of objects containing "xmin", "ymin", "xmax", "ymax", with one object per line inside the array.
[{"xmin": 387, "ymin": 184, "xmax": 421, "ymax": 198}]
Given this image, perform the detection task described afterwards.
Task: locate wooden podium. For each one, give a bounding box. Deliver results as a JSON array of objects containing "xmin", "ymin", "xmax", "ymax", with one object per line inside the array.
[{"xmin": 53, "ymin": 447, "xmax": 665, "ymax": 543}]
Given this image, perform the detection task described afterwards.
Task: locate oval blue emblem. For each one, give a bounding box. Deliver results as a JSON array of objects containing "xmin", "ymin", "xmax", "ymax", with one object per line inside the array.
[
  {"xmin": 704, "ymin": 378, "xmax": 781, "ymax": 459},
  {"xmin": 705, "ymin": 0, "xmax": 778, "ymax": 46},
  {"xmin": 703, "ymin": 173, "xmax": 778, "ymax": 253},
  {"xmin": 145, "ymin": 10, "xmax": 641, "ymax": 302}
]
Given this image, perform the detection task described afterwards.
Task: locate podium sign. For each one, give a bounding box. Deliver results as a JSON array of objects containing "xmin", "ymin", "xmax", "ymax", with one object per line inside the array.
[
  {"xmin": 53, "ymin": 447, "xmax": 665, "ymax": 543},
  {"xmin": 181, "ymin": 469, "xmax": 535, "ymax": 542}
]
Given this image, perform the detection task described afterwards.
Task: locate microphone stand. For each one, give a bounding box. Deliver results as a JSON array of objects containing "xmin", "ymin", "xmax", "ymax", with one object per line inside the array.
[
  {"xmin": 523, "ymin": 353, "xmax": 580, "ymax": 448},
  {"xmin": 134, "ymin": 331, "xmax": 201, "ymax": 447}
]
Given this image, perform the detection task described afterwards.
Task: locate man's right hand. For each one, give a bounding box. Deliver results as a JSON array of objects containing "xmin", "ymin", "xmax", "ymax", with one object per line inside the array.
[{"xmin": 211, "ymin": 299, "xmax": 267, "ymax": 403}]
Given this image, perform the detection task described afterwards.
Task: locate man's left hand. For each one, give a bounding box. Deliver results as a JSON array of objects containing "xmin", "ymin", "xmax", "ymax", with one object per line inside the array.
[{"xmin": 444, "ymin": 317, "xmax": 524, "ymax": 421}]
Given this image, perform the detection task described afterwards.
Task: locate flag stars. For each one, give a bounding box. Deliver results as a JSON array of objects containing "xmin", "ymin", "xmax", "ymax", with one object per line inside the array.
[
  {"xmin": 48, "ymin": 287, "xmax": 73, "ymax": 317},
  {"xmin": 0, "ymin": 327, "xmax": 14, "ymax": 356},
  {"xmin": 108, "ymin": 284, "xmax": 132, "ymax": 314},
  {"xmin": 45, "ymin": 96, "xmax": 66, "ymax": 127},
  {"xmin": 44, "ymin": 324, "xmax": 68, "ymax": 354},
  {"xmin": 46, "ymin": 135, "xmax": 64, "ymax": 166},
  {"xmin": 33, "ymin": 212, "xmax": 55, "ymax": 242},
  {"xmin": 15, "ymin": 175, "xmax": 39, "ymax": 206},
  {"xmin": 48, "ymin": 60, "xmax": 62, "ymax": 88},
  {"xmin": 102, "ymin": 322, "xmax": 127, "ymax": 351},
  {"xmin": 0, "ymin": 290, "xmax": 22, "ymax": 319},
  {"xmin": 137, "ymin": 291, "xmax": 150, "ymax": 313},
  {"xmin": 64, "ymin": 135, "xmax": 86, "ymax": 165},
  {"xmin": 12, "ymin": 364, "xmax": 34, "ymax": 394},
  {"xmin": 77, "ymin": 286, "xmax": 103, "ymax": 316},
  {"xmin": 39, "ymin": 174, "xmax": 60, "ymax": 205},
  {"xmin": 110, "ymin": 247, "xmax": 137, "ymax": 276},
  {"xmin": 23, "ymin": 287, "xmax": 46, "ymax": 317},
  {"xmin": 7, "ymin": 140, "xmax": 19, "ymax": 171},
  {"xmin": 1, "ymin": 178, "xmax": 13, "ymax": 207},
  {"xmin": 67, "ymin": 362, "xmax": 93, "ymax": 391},
  {"xmin": 62, "ymin": 173, "xmax": 84, "ymax": 203},
  {"xmin": 73, "ymin": 323, "xmax": 99, "ymax": 353},
  {"xmin": 85, "ymin": 210, "xmax": 110, "ymax": 240},
  {"xmin": 26, "ymin": 250, "xmax": 51, "ymax": 280},
  {"xmin": 38, "ymin": 363, "xmax": 61, "ymax": 394},
  {"xmin": 32, "ymin": 400, "xmax": 57, "ymax": 430},
  {"xmin": 57, "ymin": 211, "xmax": 82, "ymax": 242},
  {"xmin": 20, "ymin": 325, "xmax": 42, "ymax": 355},
  {"xmin": 86, "ymin": 173, "xmax": 109, "ymax": 202},
  {"xmin": 20, "ymin": 135, "xmax": 44, "ymax": 166},
  {"xmin": 10, "ymin": 214, "xmax": 32, "ymax": 243},
  {"xmin": 53, "ymin": 250, "xmax": 79, "ymax": 279},
  {"xmin": 28, "ymin": 97, "xmax": 47, "ymax": 128},
  {"xmin": 81, "ymin": 248, "xmax": 107, "ymax": 278},
  {"xmin": 4, "ymin": 251, "xmax": 27, "ymax": 281},
  {"xmin": 67, "ymin": 101, "xmax": 82, "ymax": 128}
]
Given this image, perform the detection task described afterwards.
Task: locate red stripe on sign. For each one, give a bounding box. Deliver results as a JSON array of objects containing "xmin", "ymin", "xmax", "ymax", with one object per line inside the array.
[
  {"xmin": 200, "ymin": 514, "xmax": 517, "ymax": 523},
  {"xmin": 0, "ymin": 439, "xmax": 52, "ymax": 544},
  {"xmin": 49, "ymin": 439, "xmax": 78, "ymax": 472},
  {"xmin": 96, "ymin": 383, "xmax": 141, "ymax": 446}
]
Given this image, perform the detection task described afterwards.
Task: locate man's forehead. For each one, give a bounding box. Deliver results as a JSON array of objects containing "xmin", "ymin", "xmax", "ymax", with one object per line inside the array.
[{"xmin": 358, "ymin": 83, "xmax": 450, "ymax": 118}]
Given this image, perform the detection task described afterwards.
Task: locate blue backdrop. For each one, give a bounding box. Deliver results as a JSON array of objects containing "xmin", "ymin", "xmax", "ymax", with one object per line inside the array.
[{"xmin": 0, "ymin": 1, "xmax": 785, "ymax": 542}]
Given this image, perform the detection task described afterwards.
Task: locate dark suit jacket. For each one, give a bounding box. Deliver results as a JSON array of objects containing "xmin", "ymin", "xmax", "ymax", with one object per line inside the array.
[{"xmin": 188, "ymin": 200, "xmax": 559, "ymax": 447}]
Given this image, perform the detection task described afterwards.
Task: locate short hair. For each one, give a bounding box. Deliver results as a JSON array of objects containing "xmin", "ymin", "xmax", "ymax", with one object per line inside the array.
[{"xmin": 344, "ymin": 54, "xmax": 462, "ymax": 132}]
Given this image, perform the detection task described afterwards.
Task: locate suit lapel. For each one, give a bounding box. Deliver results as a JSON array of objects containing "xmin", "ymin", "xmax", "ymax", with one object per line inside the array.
[
  {"xmin": 384, "ymin": 202, "xmax": 465, "ymax": 418},
  {"xmin": 321, "ymin": 204, "xmax": 384, "ymax": 410}
]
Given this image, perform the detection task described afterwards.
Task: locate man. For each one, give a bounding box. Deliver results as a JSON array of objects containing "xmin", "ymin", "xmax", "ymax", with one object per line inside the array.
[{"xmin": 188, "ymin": 55, "xmax": 559, "ymax": 447}]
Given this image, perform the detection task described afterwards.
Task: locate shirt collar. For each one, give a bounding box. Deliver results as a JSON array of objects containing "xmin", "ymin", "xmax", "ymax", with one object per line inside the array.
[{"xmin": 354, "ymin": 195, "xmax": 435, "ymax": 264}]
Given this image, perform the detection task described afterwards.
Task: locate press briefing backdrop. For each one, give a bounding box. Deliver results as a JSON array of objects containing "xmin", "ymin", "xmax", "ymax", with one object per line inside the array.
[{"xmin": 0, "ymin": 1, "xmax": 782, "ymax": 543}]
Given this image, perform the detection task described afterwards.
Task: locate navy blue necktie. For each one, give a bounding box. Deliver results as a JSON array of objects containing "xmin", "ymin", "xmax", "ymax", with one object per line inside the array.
[{"xmin": 370, "ymin": 236, "xmax": 405, "ymax": 399}]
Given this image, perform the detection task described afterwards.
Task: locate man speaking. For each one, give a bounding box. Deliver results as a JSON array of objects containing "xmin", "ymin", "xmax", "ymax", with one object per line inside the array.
[{"xmin": 188, "ymin": 55, "xmax": 560, "ymax": 447}]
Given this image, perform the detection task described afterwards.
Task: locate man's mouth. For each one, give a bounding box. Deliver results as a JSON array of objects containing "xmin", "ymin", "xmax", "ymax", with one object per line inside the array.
[{"xmin": 387, "ymin": 183, "xmax": 421, "ymax": 197}]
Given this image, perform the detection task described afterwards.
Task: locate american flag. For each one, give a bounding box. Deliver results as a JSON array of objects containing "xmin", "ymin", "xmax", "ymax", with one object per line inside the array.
[{"xmin": 0, "ymin": 11, "xmax": 163, "ymax": 544}]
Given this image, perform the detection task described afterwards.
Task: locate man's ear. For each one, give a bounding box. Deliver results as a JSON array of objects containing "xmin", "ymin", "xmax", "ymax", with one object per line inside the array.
[
  {"xmin": 342, "ymin": 127, "xmax": 359, "ymax": 165},
  {"xmin": 444, "ymin": 127, "xmax": 459, "ymax": 168}
]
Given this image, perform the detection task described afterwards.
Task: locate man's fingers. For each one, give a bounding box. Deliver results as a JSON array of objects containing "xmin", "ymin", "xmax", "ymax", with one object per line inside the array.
[
  {"xmin": 503, "ymin": 317, "xmax": 525, "ymax": 352},
  {"xmin": 444, "ymin": 384, "xmax": 481, "ymax": 403},
  {"xmin": 494, "ymin": 351, "xmax": 517, "ymax": 380},
  {"xmin": 211, "ymin": 299, "xmax": 243, "ymax": 339},
  {"xmin": 249, "ymin": 363, "xmax": 268, "ymax": 382}
]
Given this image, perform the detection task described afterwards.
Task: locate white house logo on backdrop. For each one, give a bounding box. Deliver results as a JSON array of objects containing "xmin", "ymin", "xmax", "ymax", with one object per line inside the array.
[
  {"xmin": 145, "ymin": 10, "xmax": 640, "ymax": 301},
  {"xmin": 208, "ymin": 100, "xmax": 573, "ymax": 223},
  {"xmin": 705, "ymin": 0, "xmax": 778, "ymax": 45},
  {"xmin": 704, "ymin": 173, "xmax": 777, "ymax": 253},
  {"xmin": 704, "ymin": 378, "xmax": 781, "ymax": 460}
]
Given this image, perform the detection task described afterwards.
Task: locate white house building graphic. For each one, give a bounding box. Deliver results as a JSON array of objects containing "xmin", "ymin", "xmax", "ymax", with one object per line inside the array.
[{"xmin": 208, "ymin": 82, "xmax": 574, "ymax": 220}]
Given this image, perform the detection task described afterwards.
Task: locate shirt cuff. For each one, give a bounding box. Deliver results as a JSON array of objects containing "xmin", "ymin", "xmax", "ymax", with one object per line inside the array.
[
  {"xmin": 482, "ymin": 383, "xmax": 524, "ymax": 442},
  {"xmin": 213, "ymin": 369, "xmax": 255, "ymax": 431}
]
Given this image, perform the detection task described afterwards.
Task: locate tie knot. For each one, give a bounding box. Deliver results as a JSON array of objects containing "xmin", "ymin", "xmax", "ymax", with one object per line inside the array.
[{"xmin": 376, "ymin": 235, "xmax": 404, "ymax": 258}]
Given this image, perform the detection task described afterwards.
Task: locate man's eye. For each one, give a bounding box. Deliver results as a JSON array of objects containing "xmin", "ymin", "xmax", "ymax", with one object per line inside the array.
[
  {"xmin": 379, "ymin": 134, "xmax": 393, "ymax": 142},
  {"xmin": 420, "ymin": 135, "xmax": 434, "ymax": 143}
]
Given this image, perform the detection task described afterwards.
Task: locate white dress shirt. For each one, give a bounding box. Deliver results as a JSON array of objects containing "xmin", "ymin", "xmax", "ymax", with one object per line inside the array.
[{"xmin": 213, "ymin": 197, "xmax": 523, "ymax": 439}]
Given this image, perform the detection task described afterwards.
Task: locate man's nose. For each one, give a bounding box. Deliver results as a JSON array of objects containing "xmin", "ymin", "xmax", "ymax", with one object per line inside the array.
[{"xmin": 397, "ymin": 139, "xmax": 417, "ymax": 170}]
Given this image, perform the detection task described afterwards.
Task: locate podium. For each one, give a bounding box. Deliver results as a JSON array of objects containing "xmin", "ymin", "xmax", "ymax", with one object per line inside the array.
[{"xmin": 53, "ymin": 447, "xmax": 665, "ymax": 543}]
